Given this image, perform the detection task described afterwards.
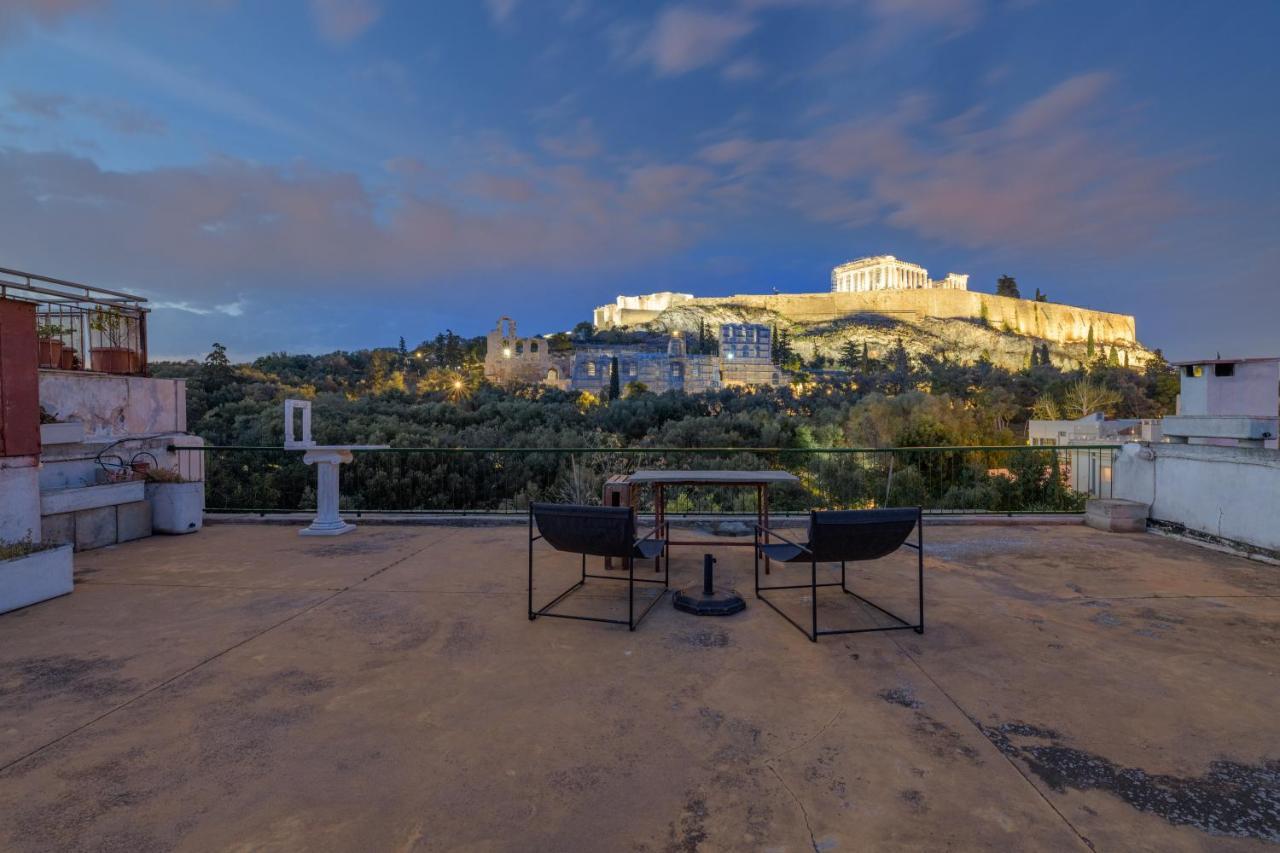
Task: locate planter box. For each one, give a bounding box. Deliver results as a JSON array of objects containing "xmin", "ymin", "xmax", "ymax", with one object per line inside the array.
[
  {"xmin": 147, "ymin": 482, "xmax": 204, "ymax": 535},
  {"xmin": 39, "ymin": 421, "xmax": 85, "ymax": 446},
  {"xmin": 41, "ymin": 480, "xmax": 146, "ymax": 515},
  {"xmin": 0, "ymin": 544, "xmax": 73, "ymax": 614}
]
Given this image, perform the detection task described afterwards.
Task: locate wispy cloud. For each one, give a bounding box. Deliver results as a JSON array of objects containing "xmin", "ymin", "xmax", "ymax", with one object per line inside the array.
[
  {"xmin": 484, "ymin": 0, "xmax": 522, "ymax": 26},
  {"xmin": 309, "ymin": 0, "xmax": 382, "ymax": 44},
  {"xmin": 8, "ymin": 88, "xmax": 167, "ymax": 136},
  {"xmin": 153, "ymin": 298, "xmax": 247, "ymax": 317},
  {"xmin": 0, "ymin": 0, "xmax": 105, "ymax": 41},
  {"xmin": 695, "ymin": 72, "xmax": 1185, "ymax": 250},
  {"xmin": 637, "ymin": 6, "xmax": 757, "ymax": 76}
]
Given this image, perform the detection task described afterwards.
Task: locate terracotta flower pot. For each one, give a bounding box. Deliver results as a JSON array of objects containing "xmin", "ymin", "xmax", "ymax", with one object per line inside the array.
[
  {"xmin": 38, "ymin": 338, "xmax": 63, "ymax": 368},
  {"xmin": 59, "ymin": 347, "xmax": 79, "ymax": 370},
  {"xmin": 90, "ymin": 346, "xmax": 135, "ymax": 374}
]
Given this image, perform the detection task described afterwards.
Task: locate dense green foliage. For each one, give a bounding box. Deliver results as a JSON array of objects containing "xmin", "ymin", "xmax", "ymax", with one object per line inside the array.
[{"xmin": 152, "ymin": 335, "xmax": 1179, "ymax": 513}]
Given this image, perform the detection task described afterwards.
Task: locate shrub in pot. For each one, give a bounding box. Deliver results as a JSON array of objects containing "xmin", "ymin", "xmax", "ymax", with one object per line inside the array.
[
  {"xmin": 1, "ymin": 536, "xmax": 73, "ymax": 614},
  {"xmin": 36, "ymin": 322, "xmax": 67, "ymax": 368},
  {"xmin": 89, "ymin": 308, "xmax": 138, "ymax": 374},
  {"xmin": 145, "ymin": 469, "xmax": 204, "ymax": 535}
]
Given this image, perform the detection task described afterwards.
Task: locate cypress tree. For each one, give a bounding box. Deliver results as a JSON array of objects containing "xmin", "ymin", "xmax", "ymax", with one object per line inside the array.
[
  {"xmin": 608, "ymin": 356, "xmax": 620, "ymax": 401},
  {"xmin": 1086, "ymin": 325, "xmax": 1096, "ymax": 358}
]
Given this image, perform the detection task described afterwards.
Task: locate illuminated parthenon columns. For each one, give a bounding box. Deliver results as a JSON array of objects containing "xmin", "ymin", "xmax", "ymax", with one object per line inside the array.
[{"xmin": 829, "ymin": 255, "xmax": 968, "ymax": 294}]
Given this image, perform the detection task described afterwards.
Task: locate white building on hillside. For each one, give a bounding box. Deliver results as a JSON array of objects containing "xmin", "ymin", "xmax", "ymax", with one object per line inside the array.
[{"xmin": 830, "ymin": 255, "xmax": 968, "ymax": 294}]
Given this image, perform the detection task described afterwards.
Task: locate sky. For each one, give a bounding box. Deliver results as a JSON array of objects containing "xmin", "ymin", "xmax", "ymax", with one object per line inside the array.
[{"xmin": 0, "ymin": 0, "xmax": 1276, "ymax": 361}]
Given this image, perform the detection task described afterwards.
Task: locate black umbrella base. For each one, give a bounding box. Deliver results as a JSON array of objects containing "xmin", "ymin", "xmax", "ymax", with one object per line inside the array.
[{"xmin": 672, "ymin": 585, "xmax": 747, "ymax": 616}]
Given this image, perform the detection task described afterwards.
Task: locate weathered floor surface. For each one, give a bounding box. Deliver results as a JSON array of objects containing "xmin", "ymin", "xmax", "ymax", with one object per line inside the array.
[{"xmin": 0, "ymin": 523, "xmax": 1276, "ymax": 851}]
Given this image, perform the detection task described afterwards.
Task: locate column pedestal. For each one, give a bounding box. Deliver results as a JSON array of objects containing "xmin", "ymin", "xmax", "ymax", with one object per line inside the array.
[{"xmin": 300, "ymin": 448, "xmax": 356, "ymax": 536}]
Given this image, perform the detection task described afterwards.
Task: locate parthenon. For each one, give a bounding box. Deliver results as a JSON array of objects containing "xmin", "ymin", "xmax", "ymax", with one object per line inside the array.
[{"xmin": 830, "ymin": 255, "xmax": 968, "ymax": 293}]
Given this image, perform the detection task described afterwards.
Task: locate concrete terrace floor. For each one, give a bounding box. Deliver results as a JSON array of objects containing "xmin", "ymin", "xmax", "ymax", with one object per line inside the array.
[{"xmin": 0, "ymin": 523, "xmax": 1277, "ymax": 852}]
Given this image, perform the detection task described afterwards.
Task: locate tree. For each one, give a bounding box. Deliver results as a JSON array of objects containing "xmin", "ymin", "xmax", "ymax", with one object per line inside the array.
[
  {"xmin": 398, "ymin": 336, "xmax": 408, "ymax": 363},
  {"xmin": 1039, "ymin": 343, "xmax": 1052, "ymax": 367},
  {"xmin": 838, "ymin": 340, "xmax": 861, "ymax": 371},
  {"xmin": 979, "ymin": 302, "xmax": 990, "ymax": 325},
  {"xmin": 1034, "ymin": 288, "xmax": 1048, "ymax": 302},
  {"xmin": 996, "ymin": 275, "xmax": 1021, "ymax": 298},
  {"xmin": 1063, "ymin": 379, "xmax": 1121, "ymax": 419},
  {"xmin": 572, "ymin": 321, "xmax": 594, "ymax": 340},
  {"xmin": 623, "ymin": 381, "xmax": 649, "ymax": 399},
  {"xmin": 201, "ymin": 342, "xmax": 233, "ymax": 391},
  {"xmin": 1085, "ymin": 325, "xmax": 1096, "ymax": 359},
  {"xmin": 1107, "ymin": 346, "xmax": 1120, "ymax": 367},
  {"xmin": 608, "ymin": 356, "xmax": 620, "ymax": 401},
  {"xmin": 1031, "ymin": 393, "xmax": 1061, "ymax": 420}
]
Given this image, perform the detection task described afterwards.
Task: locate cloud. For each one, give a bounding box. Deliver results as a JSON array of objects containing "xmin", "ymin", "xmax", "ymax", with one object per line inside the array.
[
  {"xmin": 8, "ymin": 89, "xmax": 167, "ymax": 136},
  {"xmin": 0, "ymin": 147, "xmax": 705, "ymax": 306},
  {"xmin": 721, "ymin": 57, "xmax": 764, "ymax": 81},
  {"xmin": 0, "ymin": 0, "xmax": 104, "ymax": 39},
  {"xmin": 485, "ymin": 0, "xmax": 521, "ymax": 25},
  {"xmin": 638, "ymin": 6, "xmax": 757, "ymax": 76},
  {"xmin": 153, "ymin": 298, "xmax": 246, "ymax": 317},
  {"xmin": 696, "ymin": 73, "xmax": 1184, "ymax": 250},
  {"xmin": 537, "ymin": 118, "xmax": 602, "ymax": 160},
  {"xmin": 309, "ymin": 0, "xmax": 381, "ymax": 44}
]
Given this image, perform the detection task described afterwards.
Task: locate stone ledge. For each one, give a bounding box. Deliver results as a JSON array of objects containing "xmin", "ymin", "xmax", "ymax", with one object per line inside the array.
[{"xmin": 1085, "ymin": 498, "xmax": 1150, "ymax": 533}]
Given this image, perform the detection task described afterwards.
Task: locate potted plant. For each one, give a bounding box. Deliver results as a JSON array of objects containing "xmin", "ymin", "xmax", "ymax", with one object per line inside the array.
[
  {"xmin": 145, "ymin": 468, "xmax": 204, "ymax": 535},
  {"xmin": 36, "ymin": 322, "xmax": 67, "ymax": 368},
  {"xmin": 0, "ymin": 535, "xmax": 73, "ymax": 614},
  {"xmin": 59, "ymin": 343, "xmax": 80, "ymax": 370},
  {"xmin": 38, "ymin": 407, "xmax": 85, "ymax": 446},
  {"xmin": 89, "ymin": 308, "xmax": 138, "ymax": 374}
]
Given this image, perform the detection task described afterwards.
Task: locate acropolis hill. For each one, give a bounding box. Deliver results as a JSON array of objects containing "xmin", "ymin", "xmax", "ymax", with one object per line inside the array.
[{"xmin": 593, "ymin": 255, "xmax": 1151, "ymax": 371}]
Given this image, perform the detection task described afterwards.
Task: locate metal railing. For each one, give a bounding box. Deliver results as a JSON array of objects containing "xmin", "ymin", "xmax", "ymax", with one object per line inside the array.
[
  {"xmin": 0, "ymin": 265, "xmax": 149, "ymax": 375},
  {"xmin": 173, "ymin": 445, "xmax": 1120, "ymax": 516}
]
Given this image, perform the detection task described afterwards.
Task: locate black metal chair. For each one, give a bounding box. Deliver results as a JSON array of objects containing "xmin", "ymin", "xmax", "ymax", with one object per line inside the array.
[
  {"xmin": 755, "ymin": 507, "xmax": 924, "ymax": 642},
  {"xmin": 528, "ymin": 503, "xmax": 668, "ymax": 631}
]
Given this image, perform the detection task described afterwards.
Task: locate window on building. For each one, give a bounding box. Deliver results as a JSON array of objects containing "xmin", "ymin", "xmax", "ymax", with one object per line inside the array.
[
  {"xmin": 1185, "ymin": 365, "xmax": 1203, "ymax": 378},
  {"xmin": 515, "ymin": 341, "xmax": 524, "ymax": 355},
  {"xmin": 587, "ymin": 362, "xmax": 596, "ymax": 377},
  {"xmin": 1214, "ymin": 363, "xmax": 1235, "ymax": 377},
  {"xmin": 530, "ymin": 341, "xmax": 538, "ymax": 353}
]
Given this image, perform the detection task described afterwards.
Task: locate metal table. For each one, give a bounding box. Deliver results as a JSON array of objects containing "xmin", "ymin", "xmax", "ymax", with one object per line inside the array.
[{"xmin": 627, "ymin": 470, "xmax": 800, "ymax": 574}]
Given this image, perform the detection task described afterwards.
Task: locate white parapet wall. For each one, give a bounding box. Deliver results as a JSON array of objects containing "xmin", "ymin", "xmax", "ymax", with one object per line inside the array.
[
  {"xmin": 1114, "ymin": 442, "xmax": 1280, "ymax": 556},
  {"xmin": 38, "ymin": 370, "xmax": 186, "ymax": 437}
]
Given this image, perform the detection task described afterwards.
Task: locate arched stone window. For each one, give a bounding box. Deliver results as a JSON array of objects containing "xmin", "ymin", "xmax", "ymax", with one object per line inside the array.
[
  {"xmin": 530, "ymin": 341, "xmax": 539, "ymax": 353},
  {"xmin": 515, "ymin": 341, "xmax": 524, "ymax": 355}
]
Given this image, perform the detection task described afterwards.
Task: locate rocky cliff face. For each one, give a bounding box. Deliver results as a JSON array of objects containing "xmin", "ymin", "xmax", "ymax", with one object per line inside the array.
[{"xmin": 631, "ymin": 299, "xmax": 1153, "ymax": 372}]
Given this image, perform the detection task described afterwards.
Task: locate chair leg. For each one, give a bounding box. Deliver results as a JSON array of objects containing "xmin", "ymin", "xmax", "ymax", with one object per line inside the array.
[
  {"xmin": 528, "ymin": 507, "xmax": 535, "ymax": 621},
  {"xmin": 753, "ymin": 528, "xmax": 760, "ymax": 597},
  {"xmin": 916, "ymin": 509, "xmax": 925, "ymax": 634},
  {"xmin": 810, "ymin": 558, "xmax": 818, "ymax": 643}
]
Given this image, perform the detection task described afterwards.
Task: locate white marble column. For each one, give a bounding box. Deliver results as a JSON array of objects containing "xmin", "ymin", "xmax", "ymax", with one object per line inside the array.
[{"xmin": 301, "ymin": 448, "xmax": 356, "ymax": 536}]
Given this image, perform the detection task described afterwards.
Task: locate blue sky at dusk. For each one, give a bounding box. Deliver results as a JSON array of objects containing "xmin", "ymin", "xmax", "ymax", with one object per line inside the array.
[{"xmin": 1, "ymin": 0, "xmax": 1276, "ymax": 360}]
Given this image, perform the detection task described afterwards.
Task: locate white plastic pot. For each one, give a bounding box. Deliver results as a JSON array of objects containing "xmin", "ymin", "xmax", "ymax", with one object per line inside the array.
[
  {"xmin": 146, "ymin": 482, "xmax": 204, "ymax": 535},
  {"xmin": 0, "ymin": 544, "xmax": 73, "ymax": 614}
]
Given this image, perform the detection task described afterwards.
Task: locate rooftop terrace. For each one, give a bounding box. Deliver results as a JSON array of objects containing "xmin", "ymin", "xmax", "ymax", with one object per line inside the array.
[{"xmin": 1, "ymin": 522, "xmax": 1276, "ymax": 851}]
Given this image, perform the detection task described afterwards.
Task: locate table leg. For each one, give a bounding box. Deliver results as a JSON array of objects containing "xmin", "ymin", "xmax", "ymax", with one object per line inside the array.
[{"xmin": 760, "ymin": 484, "xmax": 771, "ymax": 575}]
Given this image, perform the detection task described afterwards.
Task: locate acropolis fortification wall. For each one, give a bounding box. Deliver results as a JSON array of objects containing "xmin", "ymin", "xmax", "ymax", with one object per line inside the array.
[{"xmin": 595, "ymin": 289, "xmax": 1137, "ymax": 346}]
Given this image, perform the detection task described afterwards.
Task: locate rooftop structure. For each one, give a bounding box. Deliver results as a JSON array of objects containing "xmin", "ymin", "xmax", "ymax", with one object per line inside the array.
[
  {"xmin": 1165, "ymin": 356, "xmax": 1279, "ymax": 449},
  {"xmin": 720, "ymin": 323, "xmax": 782, "ymax": 387},
  {"xmin": 0, "ymin": 522, "xmax": 1276, "ymax": 849},
  {"xmin": 570, "ymin": 336, "xmax": 721, "ymax": 395},
  {"xmin": 1028, "ymin": 412, "xmax": 1161, "ymax": 447},
  {"xmin": 831, "ymin": 255, "xmax": 968, "ymax": 294}
]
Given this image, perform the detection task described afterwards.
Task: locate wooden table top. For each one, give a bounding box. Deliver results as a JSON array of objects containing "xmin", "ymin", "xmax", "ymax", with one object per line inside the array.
[{"xmin": 626, "ymin": 470, "xmax": 800, "ymax": 485}]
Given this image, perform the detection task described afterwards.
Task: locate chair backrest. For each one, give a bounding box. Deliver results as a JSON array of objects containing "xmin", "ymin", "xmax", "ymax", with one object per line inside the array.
[
  {"xmin": 806, "ymin": 508, "xmax": 918, "ymax": 563},
  {"xmin": 532, "ymin": 503, "xmax": 636, "ymax": 558}
]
